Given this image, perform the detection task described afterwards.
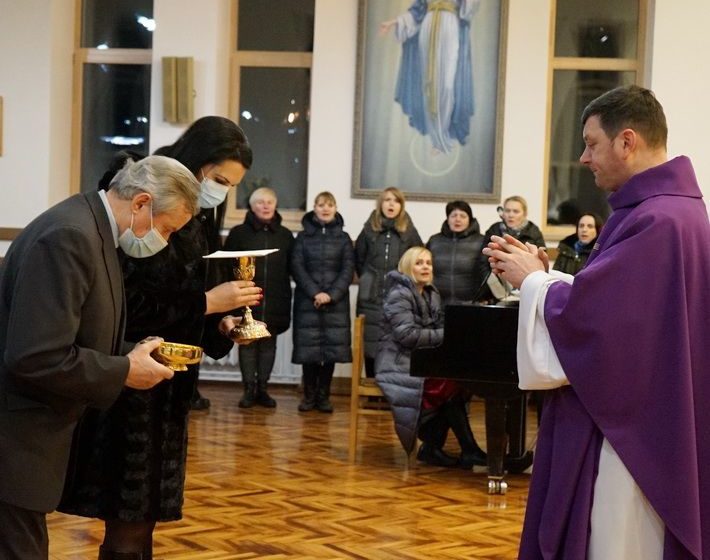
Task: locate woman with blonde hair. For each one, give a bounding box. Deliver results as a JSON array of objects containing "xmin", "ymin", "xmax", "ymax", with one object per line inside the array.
[
  {"xmin": 355, "ymin": 187, "xmax": 422, "ymax": 377},
  {"xmin": 375, "ymin": 247, "xmax": 486, "ymax": 468},
  {"xmin": 477, "ymin": 195, "xmax": 545, "ymax": 302}
]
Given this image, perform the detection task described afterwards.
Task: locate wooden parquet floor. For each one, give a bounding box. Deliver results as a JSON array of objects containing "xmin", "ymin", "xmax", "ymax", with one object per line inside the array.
[{"xmin": 48, "ymin": 383, "xmax": 534, "ymax": 559}]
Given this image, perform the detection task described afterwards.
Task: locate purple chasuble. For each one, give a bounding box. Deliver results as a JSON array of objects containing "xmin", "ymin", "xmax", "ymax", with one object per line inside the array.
[{"xmin": 519, "ymin": 157, "xmax": 710, "ymax": 560}]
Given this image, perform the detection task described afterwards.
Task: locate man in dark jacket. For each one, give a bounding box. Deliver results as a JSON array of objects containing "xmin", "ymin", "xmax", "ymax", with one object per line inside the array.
[
  {"xmin": 224, "ymin": 187, "xmax": 294, "ymax": 407},
  {"xmin": 0, "ymin": 156, "xmax": 199, "ymax": 560}
]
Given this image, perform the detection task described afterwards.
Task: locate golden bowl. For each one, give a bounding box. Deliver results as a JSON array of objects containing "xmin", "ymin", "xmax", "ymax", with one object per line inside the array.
[{"xmin": 152, "ymin": 342, "xmax": 203, "ymax": 371}]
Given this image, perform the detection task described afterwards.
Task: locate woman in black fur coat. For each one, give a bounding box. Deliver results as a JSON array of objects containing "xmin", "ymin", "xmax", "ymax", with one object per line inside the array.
[{"xmin": 58, "ymin": 117, "xmax": 261, "ymax": 560}]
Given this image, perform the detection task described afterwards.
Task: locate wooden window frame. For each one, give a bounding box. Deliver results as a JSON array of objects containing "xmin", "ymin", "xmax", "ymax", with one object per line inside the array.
[
  {"xmin": 541, "ymin": 0, "xmax": 648, "ymax": 240},
  {"xmin": 225, "ymin": 0, "xmax": 313, "ymax": 232},
  {"xmin": 70, "ymin": 0, "xmax": 152, "ymax": 194}
]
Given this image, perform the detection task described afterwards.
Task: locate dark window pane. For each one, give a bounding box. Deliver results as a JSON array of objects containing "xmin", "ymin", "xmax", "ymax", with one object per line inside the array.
[
  {"xmin": 237, "ymin": 0, "xmax": 314, "ymax": 52},
  {"xmin": 237, "ymin": 67, "xmax": 310, "ymax": 210},
  {"xmin": 81, "ymin": 0, "xmax": 154, "ymax": 49},
  {"xmin": 81, "ymin": 64, "xmax": 151, "ymax": 193},
  {"xmin": 555, "ymin": 0, "xmax": 639, "ymax": 58},
  {"xmin": 547, "ymin": 70, "xmax": 635, "ymax": 225}
]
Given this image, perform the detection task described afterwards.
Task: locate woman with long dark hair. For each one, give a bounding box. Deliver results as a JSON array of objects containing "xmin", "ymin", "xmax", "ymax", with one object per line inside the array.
[
  {"xmin": 58, "ymin": 116, "xmax": 262, "ymax": 560},
  {"xmin": 553, "ymin": 213, "xmax": 604, "ymax": 275}
]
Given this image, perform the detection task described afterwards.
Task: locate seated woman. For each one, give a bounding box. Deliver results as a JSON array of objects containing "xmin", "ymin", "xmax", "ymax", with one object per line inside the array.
[
  {"xmin": 375, "ymin": 247, "xmax": 486, "ymax": 468},
  {"xmin": 553, "ymin": 213, "xmax": 604, "ymax": 275}
]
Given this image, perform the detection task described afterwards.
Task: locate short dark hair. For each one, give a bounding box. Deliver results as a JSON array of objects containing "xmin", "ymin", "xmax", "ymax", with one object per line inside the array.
[
  {"xmin": 581, "ymin": 85, "xmax": 667, "ymax": 149},
  {"xmin": 154, "ymin": 116, "xmax": 253, "ymax": 174},
  {"xmin": 445, "ymin": 200, "xmax": 473, "ymax": 222}
]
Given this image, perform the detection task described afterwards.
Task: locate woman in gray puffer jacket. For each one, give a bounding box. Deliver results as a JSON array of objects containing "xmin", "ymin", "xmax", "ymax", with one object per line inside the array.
[{"xmin": 375, "ymin": 247, "xmax": 486, "ymax": 468}]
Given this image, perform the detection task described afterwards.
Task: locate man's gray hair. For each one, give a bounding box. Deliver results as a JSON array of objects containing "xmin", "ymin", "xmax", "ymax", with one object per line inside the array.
[{"xmin": 109, "ymin": 155, "xmax": 201, "ymax": 216}]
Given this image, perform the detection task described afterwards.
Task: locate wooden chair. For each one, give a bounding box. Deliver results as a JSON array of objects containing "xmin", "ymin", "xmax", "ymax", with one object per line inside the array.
[{"xmin": 348, "ymin": 314, "xmax": 391, "ymax": 463}]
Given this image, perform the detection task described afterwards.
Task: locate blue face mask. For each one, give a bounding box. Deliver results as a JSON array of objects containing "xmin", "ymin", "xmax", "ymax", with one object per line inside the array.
[
  {"xmin": 199, "ymin": 177, "xmax": 230, "ymax": 209},
  {"xmin": 118, "ymin": 206, "xmax": 168, "ymax": 258}
]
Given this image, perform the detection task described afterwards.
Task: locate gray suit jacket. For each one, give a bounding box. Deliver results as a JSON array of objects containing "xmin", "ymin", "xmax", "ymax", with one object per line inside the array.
[{"xmin": 0, "ymin": 191, "xmax": 129, "ymax": 512}]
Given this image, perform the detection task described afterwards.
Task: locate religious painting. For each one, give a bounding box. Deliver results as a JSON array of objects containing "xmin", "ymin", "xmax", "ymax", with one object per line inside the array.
[{"xmin": 352, "ymin": 0, "xmax": 507, "ymax": 202}]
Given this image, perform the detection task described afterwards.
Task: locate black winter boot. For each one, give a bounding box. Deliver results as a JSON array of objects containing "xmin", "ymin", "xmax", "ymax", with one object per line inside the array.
[
  {"xmin": 98, "ymin": 545, "xmax": 143, "ymax": 559},
  {"xmin": 190, "ymin": 388, "xmax": 211, "ymax": 411},
  {"xmin": 255, "ymin": 379, "xmax": 277, "ymax": 407},
  {"xmin": 445, "ymin": 400, "xmax": 487, "ymax": 469},
  {"xmin": 238, "ymin": 382, "xmax": 256, "ymax": 408},
  {"xmin": 315, "ymin": 368, "xmax": 334, "ymax": 413},
  {"xmin": 298, "ymin": 369, "xmax": 318, "ymax": 412},
  {"xmin": 416, "ymin": 444, "xmax": 460, "ymax": 467}
]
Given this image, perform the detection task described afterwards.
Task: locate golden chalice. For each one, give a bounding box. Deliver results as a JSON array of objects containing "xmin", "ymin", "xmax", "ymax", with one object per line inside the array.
[
  {"xmin": 230, "ymin": 255, "xmax": 271, "ymax": 341},
  {"xmin": 152, "ymin": 342, "xmax": 203, "ymax": 371}
]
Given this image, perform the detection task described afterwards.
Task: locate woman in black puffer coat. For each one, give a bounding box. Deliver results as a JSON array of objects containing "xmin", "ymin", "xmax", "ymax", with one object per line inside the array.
[
  {"xmin": 553, "ymin": 213, "xmax": 603, "ymax": 275},
  {"xmin": 355, "ymin": 187, "xmax": 422, "ymax": 377},
  {"xmin": 224, "ymin": 188, "xmax": 294, "ymax": 409},
  {"xmin": 375, "ymin": 247, "xmax": 486, "ymax": 468},
  {"xmin": 291, "ymin": 192, "xmax": 355, "ymax": 413},
  {"xmin": 426, "ymin": 200, "xmax": 486, "ymax": 305}
]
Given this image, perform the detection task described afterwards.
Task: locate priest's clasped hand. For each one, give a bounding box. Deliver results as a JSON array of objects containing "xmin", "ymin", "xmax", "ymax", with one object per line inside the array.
[{"xmin": 482, "ymin": 234, "xmax": 549, "ymax": 289}]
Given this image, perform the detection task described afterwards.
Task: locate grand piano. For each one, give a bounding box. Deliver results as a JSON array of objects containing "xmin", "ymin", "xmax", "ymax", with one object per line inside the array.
[{"xmin": 411, "ymin": 302, "xmax": 534, "ymax": 494}]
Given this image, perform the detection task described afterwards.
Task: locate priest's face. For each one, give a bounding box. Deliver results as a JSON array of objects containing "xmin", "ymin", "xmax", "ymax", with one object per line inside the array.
[{"xmin": 580, "ymin": 115, "xmax": 628, "ymax": 192}]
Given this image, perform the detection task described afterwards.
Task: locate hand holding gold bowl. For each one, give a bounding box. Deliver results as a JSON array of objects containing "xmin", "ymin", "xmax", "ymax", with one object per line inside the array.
[{"xmin": 151, "ymin": 342, "xmax": 203, "ymax": 371}]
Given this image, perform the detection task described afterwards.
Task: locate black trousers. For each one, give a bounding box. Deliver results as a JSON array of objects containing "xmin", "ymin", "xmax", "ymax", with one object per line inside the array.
[
  {"xmin": 0, "ymin": 500, "xmax": 48, "ymax": 560},
  {"xmin": 301, "ymin": 362, "xmax": 335, "ymax": 379},
  {"xmin": 238, "ymin": 336, "xmax": 277, "ymax": 384}
]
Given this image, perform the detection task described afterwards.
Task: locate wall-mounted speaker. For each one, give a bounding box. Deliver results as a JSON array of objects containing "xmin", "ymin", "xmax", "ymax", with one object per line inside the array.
[{"xmin": 162, "ymin": 57, "xmax": 194, "ymax": 124}]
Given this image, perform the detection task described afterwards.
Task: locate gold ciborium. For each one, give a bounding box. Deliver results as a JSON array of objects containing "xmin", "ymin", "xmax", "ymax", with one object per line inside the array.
[
  {"xmin": 152, "ymin": 342, "xmax": 203, "ymax": 371},
  {"xmin": 230, "ymin": 255, "xmax": 271, "ymax": 341}
]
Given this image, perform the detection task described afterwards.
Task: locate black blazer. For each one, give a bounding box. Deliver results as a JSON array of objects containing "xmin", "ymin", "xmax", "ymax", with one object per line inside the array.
[{"xmin": 0, "ymin": 191, "xmax": 129, "ymax": 512}]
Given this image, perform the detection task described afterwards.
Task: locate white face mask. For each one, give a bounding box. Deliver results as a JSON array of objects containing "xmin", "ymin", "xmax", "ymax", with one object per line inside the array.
[
  {"xmin": 199, "ymin": 177, "xmax": 230, "ymax": 209},
  {"xmin": 118, "ymin": 207, "xmax": 168, "ymax": 258}
]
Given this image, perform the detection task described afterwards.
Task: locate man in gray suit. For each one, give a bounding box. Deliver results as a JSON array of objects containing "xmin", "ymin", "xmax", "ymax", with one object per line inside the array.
[{"xmin": 0, "ymin": 155, "xmax": 201, "ymax": 559}]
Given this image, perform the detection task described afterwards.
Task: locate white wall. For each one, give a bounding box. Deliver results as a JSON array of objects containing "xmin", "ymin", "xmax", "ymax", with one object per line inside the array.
[
  {"xmin": 0, "ymin": 0, "xmax": 73, "ymax": 228},
  {"xmin": 0, "ymin": 0, "xmax": 708, "ymax": 240},
  {"xmin": 650, "ymin": 0, "xmax": 710, "ymax": 196},
  {"xmin": 149, "ymin": 0, "xmax": 232, "ymax": 151}
]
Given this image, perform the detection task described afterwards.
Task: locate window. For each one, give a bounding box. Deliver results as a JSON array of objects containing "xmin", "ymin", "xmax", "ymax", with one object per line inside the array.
[
  {"xmin": 72, "ymin": 0, "xmax": 153, "ymax": 193},
  {"xmin": 544, "ymin": 0, "xmax": 647, "ymax": 231},
  {"xmin": 226, "ymin": 0, "xmax": 315, "ymax": 229}
]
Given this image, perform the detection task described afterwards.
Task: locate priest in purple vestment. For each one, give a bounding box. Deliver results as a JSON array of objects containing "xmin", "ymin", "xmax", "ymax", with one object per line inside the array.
[{"xmin": 483, "ymin": 85, "xmax": 710, "ymax": 560}]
